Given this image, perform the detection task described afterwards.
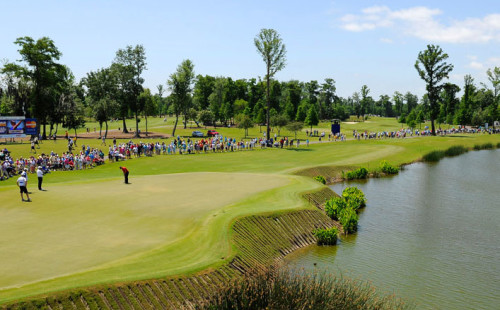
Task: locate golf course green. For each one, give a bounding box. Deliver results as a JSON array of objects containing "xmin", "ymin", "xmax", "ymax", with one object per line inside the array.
[{"xmin": 0, "ymin": 117, "xmax": 499, "ymax": 304}]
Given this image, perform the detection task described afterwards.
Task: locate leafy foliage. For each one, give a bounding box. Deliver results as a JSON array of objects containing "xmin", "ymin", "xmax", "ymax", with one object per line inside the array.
[
  {"xmin": 415, "ymin": 44, "xmax": 454, "ymax": 135},
  {"xmin": 254, "ymin": 28, "xmax": 287, "ymax": 140},
  {"xmin": 380, "ymin": 160, "xmax": 399, "ymax": 174},
  {"xmin": 314, "ymin": 175, "xmax": 326, "ymax": 184},
  {"xmin": 345, "ymin": 167, "xmax": 368, "ymax": 180},
  {"xmin": 324, "ymin": 197, "xmax": 346, "ymax": 221},
  {"xmin": 325, "ymin": 187, "xmax": 367, "ymax": 234},
  {"xmin": 339, "ymin": 207, "xmax": 359, "ymax": 234},
  {"xmin": 286, "ymin": 121, "xmax": 303, "ymax": 139},
  {"xmin": 313, "ymin": 227, "xmax": 338, "ymax": 245},
  {"xmin": 342, "ymin": 186, "xmax": 367, "ymax": 209}
]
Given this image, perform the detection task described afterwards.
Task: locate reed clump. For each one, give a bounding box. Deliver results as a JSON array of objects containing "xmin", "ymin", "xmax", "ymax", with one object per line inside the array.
[{"xmin": 194, "ymin": 268, "xmax": 413, "ymax": 310}]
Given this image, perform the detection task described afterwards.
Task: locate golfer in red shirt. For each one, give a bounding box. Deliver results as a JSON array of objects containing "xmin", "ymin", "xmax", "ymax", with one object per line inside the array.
[{"xmin": 119, "ymin": 166, "xmax": 129, "ymax": 184}]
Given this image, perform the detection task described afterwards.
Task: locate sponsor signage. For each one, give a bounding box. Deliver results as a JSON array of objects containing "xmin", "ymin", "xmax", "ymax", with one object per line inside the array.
[{"xmin": 0, "ymin": 116, "xmax": 38, "ymax": 138}]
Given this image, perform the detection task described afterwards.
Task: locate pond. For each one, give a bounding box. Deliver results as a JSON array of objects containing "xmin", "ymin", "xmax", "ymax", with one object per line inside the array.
[{"xmin": 286, "ymin": 149, "xmax": 500, "ymax": 309}]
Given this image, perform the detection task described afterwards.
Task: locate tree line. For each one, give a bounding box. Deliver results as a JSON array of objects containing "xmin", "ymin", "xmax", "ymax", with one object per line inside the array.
[{"xmin": 1, "ymin": 33, "xmax": 498, "ymax": 139}]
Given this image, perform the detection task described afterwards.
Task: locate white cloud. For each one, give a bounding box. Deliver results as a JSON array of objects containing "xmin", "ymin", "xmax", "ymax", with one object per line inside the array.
[
  {"xmin": 487, "ymin": 57, "xmax": 500, "ymax": 65},
  {"xmin": 380, "ymin": 38, "xmax": 393, "ymax": 44},
  {"xmin": 468, "ymin": 61, "xmax": 484, "ymax": 70},
  {"xmin": 339, "ymin": 6, "xmax": 500, "ymax": 43}
]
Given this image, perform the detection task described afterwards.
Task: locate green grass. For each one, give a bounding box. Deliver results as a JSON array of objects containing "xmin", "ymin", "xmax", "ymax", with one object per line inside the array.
[{"xmin": 0, "ymin": 116, "xmax": 498, "ymax": 304}]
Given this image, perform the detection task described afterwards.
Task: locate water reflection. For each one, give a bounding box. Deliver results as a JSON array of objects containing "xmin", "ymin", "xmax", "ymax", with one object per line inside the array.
[{"xmin": 286, "ymin": 149, "xmax": 500, "ymax": 310}]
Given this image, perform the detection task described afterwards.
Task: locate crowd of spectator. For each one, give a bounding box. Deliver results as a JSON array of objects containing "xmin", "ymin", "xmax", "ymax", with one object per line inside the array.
[
  {"xmin": 106, "ymin": 134, "xmax": 309, "ymax": 161},
  {"xmin": 0, "ymin": 146, "xmax": 105, "ymax": 181},
  {"xmin": 2, "ymin": 126, "xmax": 498, "ymax": 182}
]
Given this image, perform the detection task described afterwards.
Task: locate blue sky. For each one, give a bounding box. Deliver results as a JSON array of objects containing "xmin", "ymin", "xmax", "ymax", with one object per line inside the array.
[{"xmin": 1, "ymin": 0, "xmax": 499, "ymax": 99}]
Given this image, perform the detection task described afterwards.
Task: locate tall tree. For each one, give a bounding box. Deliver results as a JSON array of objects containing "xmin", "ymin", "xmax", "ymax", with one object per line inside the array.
[
  {"xmin": 455, "ymin": 75, "xmax": 476, "ymax": 125},
  {"xmin": 393, "ymin": 91, "xmax": 404, "ymax": 116},
  {"xmin": 193, "ymin": 75, "xmax": 215, "ymax": 110},
  {"xmin": 304, "ymin": 105, "xmax": 319, "ymax": 132},
  {"xmin": 486, "ymin": 67, "xmax": 500, "ymax": 98},
  {"xmin": 139, "ymin": 88, "xmax": 157, "ymax": 136},
  {"xmin": 254, "ymin": 28, "xmax": 287, "ymax": 140},
  {"xmin": 360, "ymin": 85, "xmax": 371, "ymax": 118},
  {"xmin": 113, "ymin": 45, "xmax": 147, "ymax": 136},
  {"xmin": 83, "ymin": 67, "xmax": 118, "ymax": 138},
  {"xmin": 415, "ymin": 44, "xmax": 454, "ymax": 135},
  {"xmin": 2, "ymin": 36, "xmax": 63, "ymax": 138},
  {"xmin": 404, "ymin": 92, "xmax": 419, "ymax": 114},
  {"xmin": 320, "ymin": 78, "xmax": 336, "ymax": 119},
  {"xmin": 209, "ymin": 77, "xmax": 226, "ymax": 126},
  {"xmin": 440, "ymin": 83, "xmax": 460, "ymax": 124},
  {"xmin": 156, "ymin": 84, "xmax": 165, "ymax": 116},
  {"xmin": 168, "ymin": 59, "xmax": 195, "ymax": 136}
]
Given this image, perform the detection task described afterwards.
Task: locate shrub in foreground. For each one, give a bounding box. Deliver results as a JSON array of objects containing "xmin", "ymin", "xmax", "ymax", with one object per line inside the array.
[
  {"xmin": 380, "ymin": 160, "xmax": 399, "ymax": 174},
  {"xmin": 473, "ymin": 144, "xmax": 482, "ymax": 150},
  {"xmin": 422, "ymin": 150, "xmax": 445, "ymax": 162},
  {"xmin": 314, "ymin": 175, "xmax": 327, "ymax": 184},
  {"xmin": 195, "ymin": 268, "xmax": 413, "ymax": 310},
  {"xmin": 497, "ymin": 142, "xmax": 500, "ymax": 148},
  {"xmin": 313, "ymin": 227, "xmax": 339, "ymax": 245},
  {"xmin": 345, "ymin": 167, "xmax": 368, "ymax": 180}
]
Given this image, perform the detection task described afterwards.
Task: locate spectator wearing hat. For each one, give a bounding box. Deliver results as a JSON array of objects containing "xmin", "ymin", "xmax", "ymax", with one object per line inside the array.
[
  {"xmin": 17, "ymin": 172, "xmax": 31, "ymax": 202},
  {"xmin": 37, "ymin": 166, "xmax": 44, "ymax": 190}
]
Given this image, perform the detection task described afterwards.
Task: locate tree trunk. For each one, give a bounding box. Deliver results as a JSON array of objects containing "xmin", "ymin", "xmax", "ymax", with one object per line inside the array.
[
  {"xmin": 183, "ymin": 112, "xmax": 187, "ymax": 129},
  {"xmin": 42, "ymin": 122, "xmax": 47, "ymax": 140},
  {"xmin": 105, "ymin": 121, "xmax": 108, "ymax": 138},
  {"xmin": 266, "ymin": 64, "xmax": 271, "ymax": 140},
  {"xmin": 54, "ymin": 123, "xmax": 58, "ymax": 135},
  {"xmin": 145, "ymin": 115, "xmax": 148, "ymax": 136},
  {"xmin": 172, "ymin": 113, "xmax": 179, "ymax": 137},
  {"xmin": 99, "ymin": 122, "xmax": 102, "ymax": 138},
  {"xmin": 122, "ymin": 117, "xmax": 129, "ymax": 133},
  {"xmin": 134, "ymin": 112, "xmax": 140, "ymax": 138},
  {"xmin": 431, "ymin": 118, "xmax": 436, "ymax": 136}
]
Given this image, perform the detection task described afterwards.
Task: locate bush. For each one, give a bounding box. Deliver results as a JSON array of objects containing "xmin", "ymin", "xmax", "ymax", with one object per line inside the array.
[
  {"xmin": 339, "ymin": 207, "xmax": 358, "ymax": 234},
  {"xmin": 473, "ymin": 144, "xmax": 482, "ymax": 150},
  {"xmin": 422, "ymin": 150, "xmax": 445, "ymax": 162},
  {"xmin": 497, "ymin": 142, "xmax": 500, "ymax": 148},
  {"xmin": 342, "ymin": 186, "xmax": 367, "ymax": 209},
  {"xmin": 379, "ymin": 160, "xmax": 399, "ymax": 174},
  {"xmin": 313, "ymin": 227, "xmax": 339, "ymax": 245},
  {"xmin": 444, "ymin": 145, "xmax": 468, "ymax": 157},
  {"xmin": 346, "ymin": 167, "xmax": 368, "ymax": 180},
  {"xmin": 314, "ymin": 175, "xmax": 326, "ymax": 184},
  {"xmin": 195, "ymin": 268, "xmax": 412, "ymax": 310},
  {"xmin": 325, "ymin": 197, "xmax": 347, "ymax": 221}
]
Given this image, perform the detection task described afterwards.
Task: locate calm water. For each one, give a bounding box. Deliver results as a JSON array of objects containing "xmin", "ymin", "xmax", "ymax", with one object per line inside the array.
[{"xmin": 286, "ymin": 149, "xmax": 500, "ymax": 309}]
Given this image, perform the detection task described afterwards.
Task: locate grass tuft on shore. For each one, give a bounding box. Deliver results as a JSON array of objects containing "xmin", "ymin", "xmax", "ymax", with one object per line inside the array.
[{"xmin": 194, "ymin": 267, "xmax": 413, "ymax": 310}]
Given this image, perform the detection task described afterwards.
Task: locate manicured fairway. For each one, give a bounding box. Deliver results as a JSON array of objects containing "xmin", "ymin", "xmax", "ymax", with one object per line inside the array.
[{"xmin": 0, "ymin": 172, "xmax": 319, "ymax": 302}]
